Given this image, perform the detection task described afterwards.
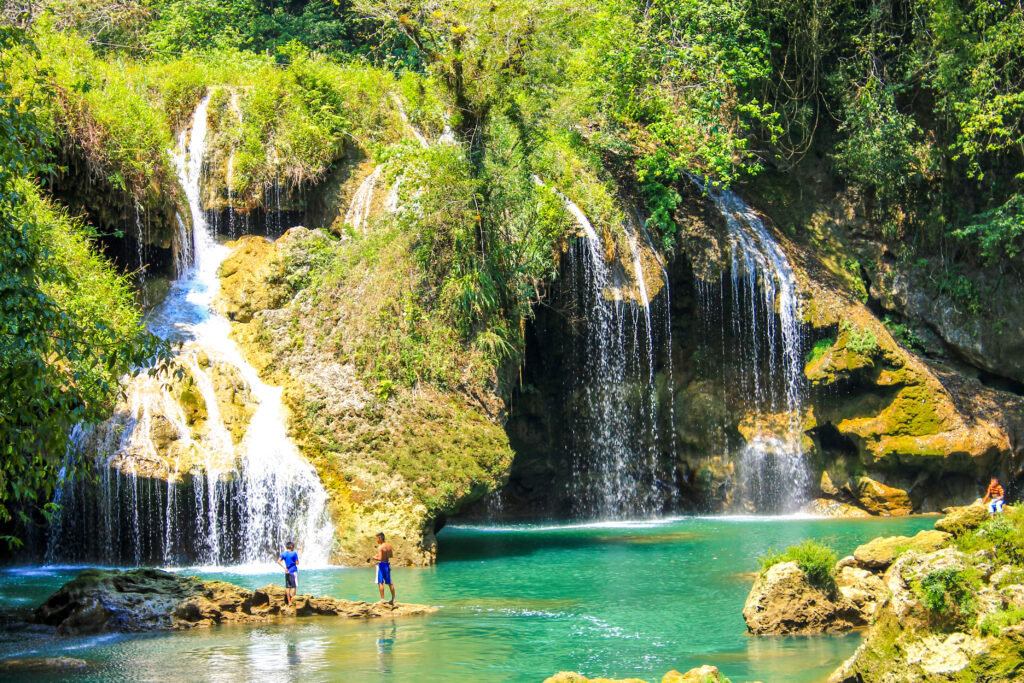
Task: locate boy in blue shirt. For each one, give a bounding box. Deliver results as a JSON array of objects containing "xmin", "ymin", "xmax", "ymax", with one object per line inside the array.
[{"xmin": 277, "ymin": 541, "xmax": 299, "ymax": 606}]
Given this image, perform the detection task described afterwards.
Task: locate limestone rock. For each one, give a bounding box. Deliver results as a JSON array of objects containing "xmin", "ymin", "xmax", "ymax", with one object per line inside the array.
[
  {"xmin": 33, "ymin": 568, "xmax": 436, "ymax": 635},
  {"xmin": 802, "ymin": 498, "xmax": 872, "ymax": 518},
  {"xmin": 828, "ymin": 547, "xmax": 1024, "ymax": 682},
  {"xmin": 663, "ymin": 666, "xmax": 728, "ymax": 682},
  {"xmin": 836, "ymin": 565, "xmax": 888, "ymax": 620},
  {"xmin": 853, "ymin": 477, "xmax": 912, "ymax": 516},
  {"xmin": 852, "ymin": 530, "xmax": 951, "ymax": 571},
  {"xmin": 935, "ymin": 504, "xmax": 989, "ymax": 536},
  {"xmin": 219, "ymin": 228, "xmax": 513, "ymax": 566},
  {"xmin": 743, "ymin": 561, "xmax": 864, "ymax": 635},
  {"xmin": 217, "ymin": 235, "xmax": 292, "ymax": 323}
]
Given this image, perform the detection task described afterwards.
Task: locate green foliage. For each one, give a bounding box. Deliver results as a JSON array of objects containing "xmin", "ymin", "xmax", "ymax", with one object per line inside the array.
[
  {"xmin": 840, "ymin": 321, "xmax": 878, "ymax": 356},
  {"xmin": 928, "ymin": 265, "xmax": 983, "ymax": 316},
  {"xmin": 805, "ymin": 337, "xmax": 835, "ymax": 365},
  {"xmin": 832, "ymin": 76, "xmax": 926, "ymax": 222},
  {"xmin": 979, "ymin": 606, "xmax": 1024, "ymax": 637},
  {"xmin": 882, "ymin": 316, "xmax": 926, "ymax": 353},
  {"xmin": 953, "ymin": 194, "xmax": 1024, "ymax": 266},
  {"xmin": 916, "ymin": 568, "xmax": 977, "ymax": 624},
  {"xmin": 758, "ymin": 539, "xmax": 838, "ymax": 593},
  {"xmin": 0, "ymin": 25, "xmax": 172, "ymax": 543},
  {"xmin": 956, "ymin": 507, "xmax": 1024, "ymax": 568}
]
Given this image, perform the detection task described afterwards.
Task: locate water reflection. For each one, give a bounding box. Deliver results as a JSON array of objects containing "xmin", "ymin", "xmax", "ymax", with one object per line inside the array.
[{"xmin": 376, "ymin": 623, "xmax": 396, "ymax": 674}]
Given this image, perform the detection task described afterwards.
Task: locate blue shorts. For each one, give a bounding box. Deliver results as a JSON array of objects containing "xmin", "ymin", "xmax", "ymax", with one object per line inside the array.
[
  {"xmin": 989, "ymin": 499, "xmax": 1004, "ymax": 514},
  {"xmin": 285, "ymin": 572, "xmax": 297, "ymax": 589},
  {"xmin": 376, "ymin": 562, "xmax": 392, "ymax": 585}
]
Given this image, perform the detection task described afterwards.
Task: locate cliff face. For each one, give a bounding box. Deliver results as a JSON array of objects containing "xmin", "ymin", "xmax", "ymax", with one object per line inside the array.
[{"xmin": 218, "ymin": 225, "xmax": 512, "ymax": 566}]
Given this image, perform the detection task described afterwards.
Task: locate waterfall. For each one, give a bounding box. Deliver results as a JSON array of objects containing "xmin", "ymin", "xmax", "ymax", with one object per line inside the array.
[
  {"xmin": 698, "ymin": 186, "xmax": 809, "ymax": 512},
  {"xmin": 539, "ymin": 179, "xmax": 674, "ymax": 519},
  {"xmin": 46, "ymin": 95, "xmax": 335, "ymax": 568},
  {"xmin": 344, "ymin": 165, "xmax": 382, "ymax": 233}
]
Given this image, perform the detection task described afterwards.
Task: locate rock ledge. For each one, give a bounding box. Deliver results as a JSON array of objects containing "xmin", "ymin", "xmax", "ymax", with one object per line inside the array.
[{"xmin": 32, "ymin": 568, "xmax": 436, "ymax": 635}]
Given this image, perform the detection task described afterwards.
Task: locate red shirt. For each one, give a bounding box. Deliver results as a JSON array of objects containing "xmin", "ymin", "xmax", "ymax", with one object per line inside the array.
[{"xmin": 987, "ymin": 482, "xmax": 1004, "ymax": 499}]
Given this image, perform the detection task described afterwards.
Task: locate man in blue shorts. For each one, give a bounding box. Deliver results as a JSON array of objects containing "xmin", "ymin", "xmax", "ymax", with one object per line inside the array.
[
  {"xmin": 277, "ymin": 541, "xmax": 299, "ymax": 606},
  {"xmin": 373, "ymin": 532, "xmax": 395, "ymax": 604}
]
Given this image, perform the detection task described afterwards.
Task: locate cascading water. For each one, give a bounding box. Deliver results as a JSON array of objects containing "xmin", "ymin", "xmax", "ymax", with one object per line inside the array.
[
  {"xmin": 46, "ymin": 95, "xmax": 334, "ymax": 568},
  {"xmin": 697, "ymin": 186, "xmax": 810, "ymax": 512},
  {"xmin": 544, "ymin": 182, "xmax": 675, "ymax": 518}
]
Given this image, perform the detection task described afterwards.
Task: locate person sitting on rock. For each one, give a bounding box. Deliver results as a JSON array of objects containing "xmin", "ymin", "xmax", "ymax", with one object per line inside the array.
[
  {"xmin": 373, "ymin": 532, "xmax": 395, "ymax": 605},
  {"xmin": 983, "ymin": 477, "xmax": 1005, "ymax": 515},
  {"xmin": 277, "ymin": 541, "xmax": 299, "ymax": 606}
]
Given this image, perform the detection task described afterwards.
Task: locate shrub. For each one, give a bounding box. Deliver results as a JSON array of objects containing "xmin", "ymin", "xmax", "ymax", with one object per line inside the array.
[
  {"xmin": 956, "ymin": 506, "xmax": 1024, "ymax": 567},
  {"xmin": 758, "ymin": 539, "xmax": 838, "ymax": 593},
  {"xmin": 840, "ymin": 321, "xmax": 878, "ymax": 356},
  {"xmin": 916, "ymin": 568, "xmax": 976, "ymax": 624}
]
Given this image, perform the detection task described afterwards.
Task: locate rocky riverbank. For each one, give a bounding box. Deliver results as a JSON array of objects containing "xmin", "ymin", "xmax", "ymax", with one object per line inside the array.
[
  {"xmin": 29, "ymin": 568, "xmax": 436, "ymax": 635},
  {"xmin": 743, "ymin": 505, "xmax": 1024, "ymax": 681}
]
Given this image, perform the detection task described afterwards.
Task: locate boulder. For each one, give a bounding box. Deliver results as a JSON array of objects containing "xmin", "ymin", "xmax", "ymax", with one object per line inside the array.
[
  {"xmin": 935, "ymin": 504, "xmax": 990, "ymax": 536},
  {"xmin": 802, "ymin": 498, "xmax": 872, "ymax": 518},
  {"xmin": 742, "ymin": 561, "xmax": 865, "ymax": 635},
  {"xmin": 852, "ymin": 529, "xmax": 951, "ymax": 570},
  {"xmin": 853, "ymin": 477, "xmax": 913, "ymax": 516},
  {"xmin": 836, "ymin": 565, "xmax": 888, "ymax": 620},
  {"xmin": 33, "ymin": 568, "xmax": 436, "ymax": 635},
  {"xmin": 663, "ymin": 666, "xmax": 728, "ymax": 683}
]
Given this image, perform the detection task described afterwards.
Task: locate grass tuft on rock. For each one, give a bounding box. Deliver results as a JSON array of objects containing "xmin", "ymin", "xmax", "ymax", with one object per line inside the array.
[
  {"xmin": 758, "ymin": 539, "xmax": 838, "ymax": 593},
  {"xmin": 956, "ymin": 506, "xmax": 1024, "ymax": 567}
]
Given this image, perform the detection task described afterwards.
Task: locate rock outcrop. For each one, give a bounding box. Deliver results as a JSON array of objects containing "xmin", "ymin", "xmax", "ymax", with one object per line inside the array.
[
  {"xmin": 742, "ymin": 561, "xmax": 865, "ymax": 635},
  {"xmin": 934, "ymin": 504, "xmax": 990, "ymax": 536},
  {"xmin": 828, "ymin": 547, "xmax": 1024, "ymax": 682},
  {"xmin": 32, "ymin": 568, "xmax": 436, "ymax": 635},
  {"xmin": 851, "ymin": 530, "xmax": 952, "ymax": 571},
  {"xmin": 218, "ymin": 228, "xmax": 513, "ymax": 565}
]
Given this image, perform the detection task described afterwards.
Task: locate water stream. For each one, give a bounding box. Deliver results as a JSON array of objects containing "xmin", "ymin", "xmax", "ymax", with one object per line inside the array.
[{"xmin": 45, "ymin": 96, "xmax": 334, "ymax": 568}]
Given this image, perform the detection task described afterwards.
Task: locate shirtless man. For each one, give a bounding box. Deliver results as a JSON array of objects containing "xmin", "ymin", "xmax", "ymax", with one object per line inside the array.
[{"xmin": 373, "ymin": 532, "xmax": 395, "ymax": 604}]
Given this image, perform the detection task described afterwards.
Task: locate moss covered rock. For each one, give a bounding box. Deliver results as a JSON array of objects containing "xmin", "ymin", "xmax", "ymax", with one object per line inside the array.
[
  {"xmin": 852, "ymin": 530, "xmax": 952, "ymax": 571},
  {"xmin": 219, "ymin": 227, "xmax": 513, "ymax": 565}
]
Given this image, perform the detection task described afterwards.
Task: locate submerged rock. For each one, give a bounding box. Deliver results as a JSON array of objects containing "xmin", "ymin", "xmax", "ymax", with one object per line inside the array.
[
  {"xmin": 32, "ymin": 568, "xmax": 436, "ymax": 635},
  {"xmin": 0, "ymin": 657, "xmax": 88, "ymax": 672},
  {"xmin": 742, "ymin": 561, "xmax": 865, "ymax": 635},
  {"xmin": 544, "ymin": 667, "xmax": 734, "ymax": 683},
  {"xmin": 852, "ymin": 530, "xmax": 951, "ymax": 571}
]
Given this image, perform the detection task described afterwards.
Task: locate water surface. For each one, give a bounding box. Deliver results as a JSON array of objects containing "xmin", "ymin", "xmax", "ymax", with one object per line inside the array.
[{"xmin": 1, "ymin": 515, "xmax": 936, "ymax": 682}]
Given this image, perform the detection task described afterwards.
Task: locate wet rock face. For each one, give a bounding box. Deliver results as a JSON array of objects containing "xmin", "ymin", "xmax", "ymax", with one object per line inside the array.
[
  {"xmin": 742, "ymin": 561, "xmax": 866, "ymax": 635},
  {"xmin": 32, "ymin": 568, "xmax": 436, "ymax": 635}
]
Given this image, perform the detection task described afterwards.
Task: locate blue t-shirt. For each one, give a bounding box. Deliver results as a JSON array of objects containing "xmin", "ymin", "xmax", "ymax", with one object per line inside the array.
[{"xmin": 280, "ymin": 550, "xmax": 298, "ymax": 574}]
